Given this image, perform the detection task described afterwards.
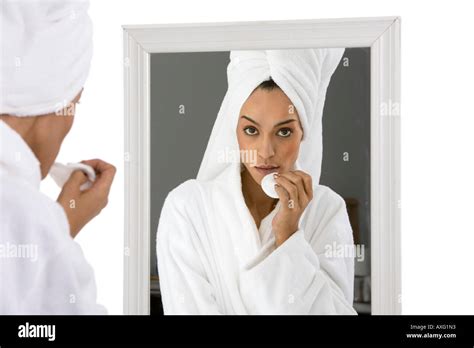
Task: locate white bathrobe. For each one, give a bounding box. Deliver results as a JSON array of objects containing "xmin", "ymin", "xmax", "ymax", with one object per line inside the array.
[
  {"xmin": 157, "ymin": 48, "xmax": 356, "ymax": 315},
  {"xmin": 0, "ymin": 121, "xmax": 106, "ymax": 314},
  {"xmin": 157, "ymin": 164, "xmax": 356, "ymax": 315}
]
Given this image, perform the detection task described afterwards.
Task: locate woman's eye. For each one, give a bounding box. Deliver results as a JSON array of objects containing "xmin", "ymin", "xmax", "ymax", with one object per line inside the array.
[
  {"xmin": 277, "ymin": 128, "xmax": 292, "ymax": 137},
  {"xmin": 244, "ymin": 126, "xmax": 258, "ymax": 136}
]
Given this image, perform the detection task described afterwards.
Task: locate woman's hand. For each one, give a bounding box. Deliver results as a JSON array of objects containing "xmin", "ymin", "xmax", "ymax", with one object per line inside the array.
[
  {"xmin": 272, "ymin": 170, "xmax": 313, "ymax": 247},
  {"xmin": 57, "ymin": 159, "xmax": 116, "ymax": 238}
]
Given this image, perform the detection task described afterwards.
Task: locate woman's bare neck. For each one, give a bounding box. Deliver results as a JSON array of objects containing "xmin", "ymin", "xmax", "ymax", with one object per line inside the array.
[{"xmin": 241, "ymin": 168, "xmax": 277, "ymax": 219}]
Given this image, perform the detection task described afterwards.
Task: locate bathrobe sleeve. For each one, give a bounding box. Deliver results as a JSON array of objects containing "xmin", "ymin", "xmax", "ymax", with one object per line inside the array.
[
  {"xmin": 22, "ymin": 202, "xmax": 107, "ymax": 315},
  {"xmin": 156, "ymin": 181, "xmax": 222, "ymax": 314},
  {"xmin": 238, "ymin": 187, "xmax": 357, "ymax": 314},
  {"xmin": 0, "ymin": 178, "xmax": 106, "ymax": 314},
  {"xmin": 20, "ymin": 237, "xmax": 108, "ymax": 315}
]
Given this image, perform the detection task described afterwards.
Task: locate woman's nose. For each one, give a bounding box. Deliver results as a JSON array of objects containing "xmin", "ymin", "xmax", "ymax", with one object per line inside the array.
[{"xmin": 258, "ymin": 136, "xmax": 275, "ymax": 159}]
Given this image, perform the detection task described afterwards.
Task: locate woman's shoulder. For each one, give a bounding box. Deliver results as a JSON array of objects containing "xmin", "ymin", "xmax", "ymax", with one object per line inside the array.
[
  {"xmin": 157, "ymin": 178, "xmax": 220, "ymax": 243},
  {"xmin": 164, "ymin": 179, "xmax": 201, "ymax": 205},
  {"xmin": 165, "ymin": 176, "xmax": 225, "ymax": 202},
  {"xmin": 305, "ymin": 184, "xmax": 349, "ymax": 228},
  {"xmin": 312, "ymin": 184, "xmax": 346, "ymax": 208},
  {"xmin": 164, "ymin": 177, "xmax": 219, "ymax": 208},
  {"xmin": 303, "ymin": 183, "xmax": 353, "ymax": 243},
  {"xmin": 0, "ymin": 174, "xmax": 75, "ymax": 256}
]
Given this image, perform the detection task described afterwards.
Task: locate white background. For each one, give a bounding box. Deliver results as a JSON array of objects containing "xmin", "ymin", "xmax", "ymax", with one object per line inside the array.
[{"xmin": 42, "ymin": 0, "xmax": 474, "ymax": 314}]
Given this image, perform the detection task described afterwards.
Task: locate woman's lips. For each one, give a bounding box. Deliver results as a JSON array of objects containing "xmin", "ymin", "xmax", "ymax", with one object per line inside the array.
[{"xmin": 254, "ymin": 166, "xmax": 280, "ymax": 176}]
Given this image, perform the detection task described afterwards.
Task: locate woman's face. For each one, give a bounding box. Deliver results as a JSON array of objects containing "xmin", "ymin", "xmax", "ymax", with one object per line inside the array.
[
  {"xmin": 32, "ymin": 90, "xmax": 82, "ymax": 178},
  {"xmin": 236, "ymin": 86, "xmax": 304, "ymax": 185}
]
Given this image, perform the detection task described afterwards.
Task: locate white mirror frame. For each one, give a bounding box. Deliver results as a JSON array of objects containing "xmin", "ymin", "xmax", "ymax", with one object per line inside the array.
[{"xmin": 123, "ymin": 17, "xmax": 401, "ymax": 315}]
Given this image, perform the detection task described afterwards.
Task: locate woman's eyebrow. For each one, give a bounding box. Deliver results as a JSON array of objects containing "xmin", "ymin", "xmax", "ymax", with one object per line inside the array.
[
  {"xmin": 274, "ymin": 119, "xmax": 297, "ymax": 127},
  {"xmin": 240, "ymin": 115, "xmax": 297, "ymax": 127},
  {"xmin": 241, "ymin": 115, "xmax": 260, "ymax": 126}
]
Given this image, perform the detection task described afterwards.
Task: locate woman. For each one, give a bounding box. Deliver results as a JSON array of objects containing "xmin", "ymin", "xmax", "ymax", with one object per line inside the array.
[
  {"xmin": 156, "ymin": 48, "xmax": 356, "ymax": 314},
  {"xmin": 0, "ymin": 0, "xmax": 115, "ymax": 314}
]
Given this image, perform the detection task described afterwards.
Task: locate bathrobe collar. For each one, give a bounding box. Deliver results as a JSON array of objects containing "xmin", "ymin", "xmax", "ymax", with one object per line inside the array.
[
  {"xmin": 212, "ymin": 161, "xmax": 285, "ymax": 266},
  {"xmin": 0, "ymin": 120, "xmax": 41, "ymax": 189}
]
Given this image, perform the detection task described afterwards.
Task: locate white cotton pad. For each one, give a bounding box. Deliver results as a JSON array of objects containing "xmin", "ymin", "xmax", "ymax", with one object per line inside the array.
[
  {"xmin": 261, "ymin": 173, "xmax": 279, "ymax": 199},
  {"xmin": 49, "ymin": 162, "xmax": 96, "ymax": 191}
]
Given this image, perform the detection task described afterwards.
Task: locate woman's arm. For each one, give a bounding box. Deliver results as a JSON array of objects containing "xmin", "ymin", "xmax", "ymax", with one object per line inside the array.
[
  {"xmin": 156, "ymin": 183, "xmax": 222, "ymax": 314},
  {"xmin": 238, "ymin": 189, "xmax": 356, "ymax": 314}
]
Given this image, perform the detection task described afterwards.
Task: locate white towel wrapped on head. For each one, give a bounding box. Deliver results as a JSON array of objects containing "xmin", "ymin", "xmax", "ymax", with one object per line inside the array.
[
  {"xmin": 0, "ymin": 0, "xmax": 93, "ymax": 117},
  {"xmin": 198, "ymin": 48, "xmax": 344, "ymax": 185}
]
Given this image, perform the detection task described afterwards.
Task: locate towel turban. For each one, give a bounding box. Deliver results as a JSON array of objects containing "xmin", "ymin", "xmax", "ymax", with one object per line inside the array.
[
  {"xmin": 197, "ymin": 48, "xmax": 344, "ymax": 186},
  {"xmin": 0, "ymin": 0, "xmax": 93, "ymax": 117}
]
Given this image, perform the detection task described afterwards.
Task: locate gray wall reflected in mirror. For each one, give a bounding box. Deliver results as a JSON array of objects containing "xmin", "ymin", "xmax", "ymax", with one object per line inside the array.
[{"xmin": 149, "ymin": 48, "xmax": 371, "ymax": 314}]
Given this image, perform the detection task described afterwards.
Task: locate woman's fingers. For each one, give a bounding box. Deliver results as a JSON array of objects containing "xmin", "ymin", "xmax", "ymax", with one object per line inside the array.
[
  {"xmin": 274, "ymin": 183, "xmax": 289, "ymax": 205},
  {"xmin": 284, "ymin": 171, "xmax": 307, "ymax": 203},
  {"xmin": 274, "ymin": 174, "xmax": 299, "ymax": 209},
  {"xmin": 62, "ymin": 170, "xmax": 89, "ymax": 195},
  {"xmin": 271, "ymin": 170, "xmax": 313, "ymax": 247},
  {"xmin": 81, "ymin": 159, "xmax": 116, "ymax": 194},
  {"xmin": 81, "ymin": 158, "xmax": 115, "ymax": 175},
  {"xmin": 293, "ymin": 170, "xmax": 313, "ymax": 198},
  {"xmin": 276, "ymin": 171, "xmax": 307, "ymax": 207}
]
